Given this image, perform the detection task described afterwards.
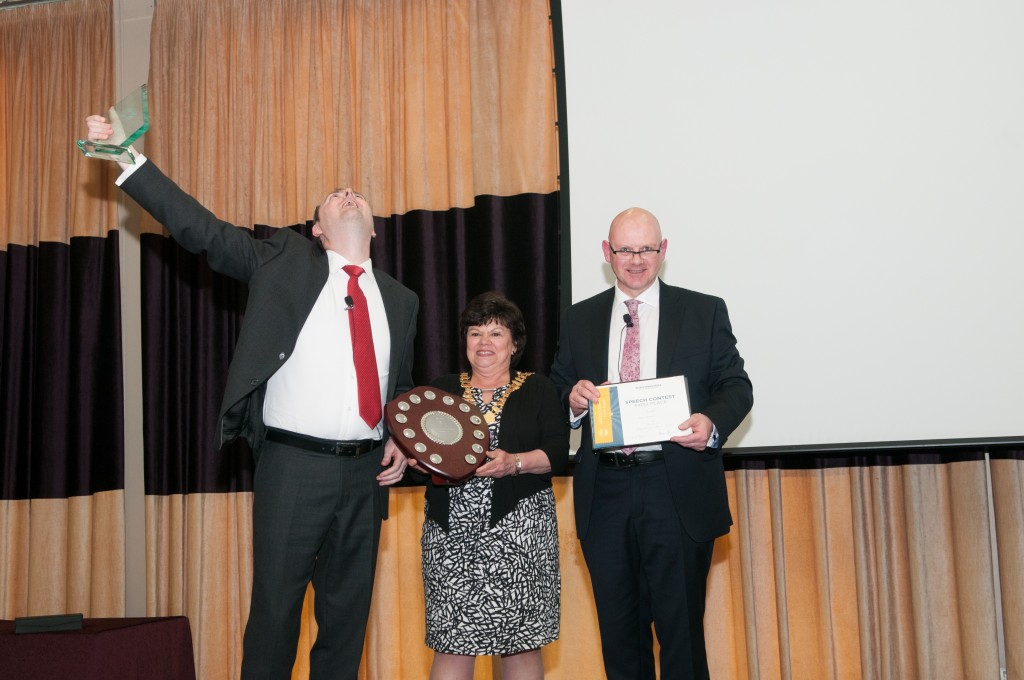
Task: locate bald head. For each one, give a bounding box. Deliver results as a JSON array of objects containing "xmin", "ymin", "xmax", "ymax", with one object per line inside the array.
[
  {"xmin": 603, "ymin": 207, "xmax": 667, "ymax": 297},
  {"xmin": 609, "ymin": 207, "xmax": 662, "ymax": 243}
]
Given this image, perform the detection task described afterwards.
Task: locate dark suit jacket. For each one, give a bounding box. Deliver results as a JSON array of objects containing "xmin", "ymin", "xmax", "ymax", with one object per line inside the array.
[
  {"xmin": 120, "ymin": 160, "xmax": 420, "ymax": 459},
  {"xmin": 423, "ymin": 372, "xmax": 569, "ymax": 531},
  {"xmin": 550, "ymin": 281, "xmax": 752, "ymax": 543}
]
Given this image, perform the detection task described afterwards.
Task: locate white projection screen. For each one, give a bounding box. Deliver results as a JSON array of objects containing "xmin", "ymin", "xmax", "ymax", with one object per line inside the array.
[{"xmin": 559, "ymin": 0, "xmax": 1024, "ymax": 449}]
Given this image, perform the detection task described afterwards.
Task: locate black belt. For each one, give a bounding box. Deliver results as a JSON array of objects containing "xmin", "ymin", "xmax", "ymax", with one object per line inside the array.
[
  {"xmin": 265, "ymin": 429, "xmax": 379, "ymax": 457},
  {"xmin": 597, "ymin": 449, "xmax": 665, "ymax": 467}
]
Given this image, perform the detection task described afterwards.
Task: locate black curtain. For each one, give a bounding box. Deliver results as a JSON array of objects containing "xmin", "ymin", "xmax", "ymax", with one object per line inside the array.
[
  {"xmin": 141, "ymin": 191, "xmax": 561, "ymax": 496},
  {"xmin": 1, "ymin": 237, "xmax": 124, "ymax": 501}
]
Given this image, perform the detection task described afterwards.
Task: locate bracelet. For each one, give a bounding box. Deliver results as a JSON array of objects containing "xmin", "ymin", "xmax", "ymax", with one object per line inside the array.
[{"xmin": 513, "ymin": 454, "xmax": 522, "ymax": 476}]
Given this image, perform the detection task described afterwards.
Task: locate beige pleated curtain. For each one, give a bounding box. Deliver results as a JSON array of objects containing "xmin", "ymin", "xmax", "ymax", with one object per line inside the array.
[
  {"xmin": 0, "ymin": 0, "xmax": 124, "ymax": 621},
  {"xmin": 141, "ymin": 0, "xmax": 558, "ymax": 235},
  {"xmin": 715, "ymin": 457, "xmax": 1020, "ymax": 680},
  {"xmin": 162, "ymin": 458, "xmax": 1021, "ymax": 680}
]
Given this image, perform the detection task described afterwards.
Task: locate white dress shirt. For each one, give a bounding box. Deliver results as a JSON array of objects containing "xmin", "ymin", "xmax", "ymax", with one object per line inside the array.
[
  {"xmin": 263, "ymin": 250, "xmax": 391, "ymax": 440},
  {"xmin": 606, "ymin": 281, "xmax": 660, "ymax": 383}
]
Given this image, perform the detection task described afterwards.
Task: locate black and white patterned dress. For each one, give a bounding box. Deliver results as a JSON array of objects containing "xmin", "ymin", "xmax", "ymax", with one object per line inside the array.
[{"xmin": 421, "ymin": 381, "xmax": 561, "ymax": 655}]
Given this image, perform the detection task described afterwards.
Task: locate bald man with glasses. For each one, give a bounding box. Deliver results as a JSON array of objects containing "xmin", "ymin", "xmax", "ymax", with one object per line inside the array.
[{"xmin": 551, "ymin": 207, "xmax": 753, "ymax": 680}]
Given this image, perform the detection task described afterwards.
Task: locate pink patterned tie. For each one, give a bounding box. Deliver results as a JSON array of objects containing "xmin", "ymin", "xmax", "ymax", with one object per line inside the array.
[
  {"xmin": 620, "ymin": 299, "xmax": 641, "ymax": 454},
  {"xmin": 620, "ymin": 299, "xmax": 641, "ymax": 382}
]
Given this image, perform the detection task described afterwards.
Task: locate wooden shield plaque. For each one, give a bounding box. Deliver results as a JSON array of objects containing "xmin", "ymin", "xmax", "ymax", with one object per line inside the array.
[{"xmin": 385, "ymin": 386, "xmax": 489, "ymax": 483}]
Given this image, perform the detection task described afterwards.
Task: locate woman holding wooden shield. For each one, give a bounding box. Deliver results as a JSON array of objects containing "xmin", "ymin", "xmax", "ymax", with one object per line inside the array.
[{"xmin": 412, "ymin": 291, "xmax": 568, "ymax": 680}]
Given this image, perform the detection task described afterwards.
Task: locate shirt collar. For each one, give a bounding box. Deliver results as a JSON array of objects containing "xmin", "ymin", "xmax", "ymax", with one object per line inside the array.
[
  {"xmin": 613, "ymin": 278, "xmax": 661, "ymax": 309},
  {"xmin": 326, "ymin": 249, "xmax": 372, "ymax": 273}
]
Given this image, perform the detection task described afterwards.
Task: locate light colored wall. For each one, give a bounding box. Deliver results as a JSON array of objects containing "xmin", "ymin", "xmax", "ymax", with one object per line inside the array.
[{"xmin": 114, "ymin": 0, "xmax": 153, "ymax": 617}]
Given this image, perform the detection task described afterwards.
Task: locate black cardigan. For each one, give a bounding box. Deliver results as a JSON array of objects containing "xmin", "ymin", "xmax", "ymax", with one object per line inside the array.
[{"xmin": 423, "ymin": 372, "xmax": 569, "ymax": 530}]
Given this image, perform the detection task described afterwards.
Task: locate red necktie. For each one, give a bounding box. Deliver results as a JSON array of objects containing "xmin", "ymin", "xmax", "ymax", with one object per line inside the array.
[{"xmin": 343, "ymin": 265, "xmax": 381, "ymax": 429}]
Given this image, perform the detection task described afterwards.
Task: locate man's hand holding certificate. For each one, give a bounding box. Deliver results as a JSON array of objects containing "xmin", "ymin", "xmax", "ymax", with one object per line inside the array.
[{"xmin": 588, "ymin": 376, "xmax": 694, "ymax": 449}]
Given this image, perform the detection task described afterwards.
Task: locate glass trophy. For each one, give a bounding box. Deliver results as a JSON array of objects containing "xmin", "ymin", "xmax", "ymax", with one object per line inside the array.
[{"xmin": 77, "ymin": 84, "xmax": 149, "ymax": 163}]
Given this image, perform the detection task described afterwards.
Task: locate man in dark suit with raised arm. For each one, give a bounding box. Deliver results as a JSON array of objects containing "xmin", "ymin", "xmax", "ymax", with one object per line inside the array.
[
  {"xmin": 85, "ymin": 116, "xmax": 419, "ymax": 680},
  {"xmin": 550, "ymin": 207, "xmax": 752, "ymax": 680}
]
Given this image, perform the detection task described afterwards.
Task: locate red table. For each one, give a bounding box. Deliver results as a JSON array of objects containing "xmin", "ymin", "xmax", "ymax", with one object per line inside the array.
[{"xmin": 0, "ymin": 616, "xmax": 196, "ymax": 680}]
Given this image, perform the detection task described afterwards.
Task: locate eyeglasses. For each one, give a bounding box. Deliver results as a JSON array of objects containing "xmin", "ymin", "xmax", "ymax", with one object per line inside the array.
[{"xmin": 609, "ymin": 246, "xmax": 662, "ymax": 259}]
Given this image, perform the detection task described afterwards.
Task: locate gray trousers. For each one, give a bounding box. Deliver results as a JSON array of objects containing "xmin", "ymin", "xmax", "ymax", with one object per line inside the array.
[{"xmin": 240, "ymin": 440, "xmax": 383, "ymax": 680}]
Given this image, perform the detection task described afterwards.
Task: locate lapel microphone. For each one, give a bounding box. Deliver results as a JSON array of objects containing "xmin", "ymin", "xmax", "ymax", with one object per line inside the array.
[{"xmin": 345, "ymin": 296, "xmax": 354, "ymax": 311}]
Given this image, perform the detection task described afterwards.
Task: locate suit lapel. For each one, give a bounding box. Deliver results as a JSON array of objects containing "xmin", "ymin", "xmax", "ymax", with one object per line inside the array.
[
  {"xmin": 303, "ymin": 250, "xmax": 330, "ymax": 311},
  {"xmin": 591, "ymin": 289, "xmax": 615, "ymax": 383},
  {"xmin": 657, "ymin": 282, "xmax": 687, "ymax": 378},
  {"xmin": 376, "ymin": 271, "xmax": 406, "ymax": 398}
]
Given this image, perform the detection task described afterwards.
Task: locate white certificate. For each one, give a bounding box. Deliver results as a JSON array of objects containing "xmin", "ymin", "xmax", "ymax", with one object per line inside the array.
[{"xmin": 589, "ymin": 376, "xmax": 692, "ymax": 449}]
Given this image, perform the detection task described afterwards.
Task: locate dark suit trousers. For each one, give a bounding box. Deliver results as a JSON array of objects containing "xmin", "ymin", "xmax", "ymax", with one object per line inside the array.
[
  {"xmin": 580, "ymin": 458, "xmax": 715, "ymax": 680},
  {"xmin": 241, "ymin": 439, "xmax": 383, "ymax": 680}
]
